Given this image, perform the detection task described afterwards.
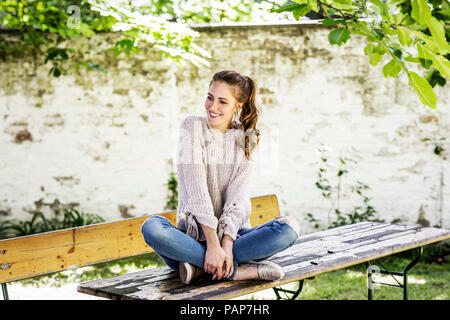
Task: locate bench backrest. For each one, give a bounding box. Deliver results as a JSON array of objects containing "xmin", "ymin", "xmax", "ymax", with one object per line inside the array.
[{"xmin": 0, "ymin": 194, "xmax": 280, "ymax": 284}]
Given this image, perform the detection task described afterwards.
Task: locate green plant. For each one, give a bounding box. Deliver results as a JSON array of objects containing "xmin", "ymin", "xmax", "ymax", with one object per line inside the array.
[
  {"xmin": 329, "ymin": 180, "xmax": 377, "ymax": 228},
  {"xmin": 305, "ymin": 212, "xmax": 321, "ymax": 229},
  {"xmin": 271, "ymin": 0, "xmax": 450, "ymax": 109},
  {"xmin": 0, "ymin": 0, "xmax": 210, "ymax": 76},
  {"xmin": 304, "ymin": 144, "xmax": 377, "ymax": 229},
  {"xmin": 0, "ymin": 0, "xmax": 282, "ymax": 77},
  {"xmin": 165, "ymin": 171, "xmax": 178, "ymax": 211},
  {"xmin": 0, "ymin": 207, "xmax": 105, "ymax": 239}
]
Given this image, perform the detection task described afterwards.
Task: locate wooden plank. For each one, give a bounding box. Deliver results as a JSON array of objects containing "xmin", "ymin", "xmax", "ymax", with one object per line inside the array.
[
  {"xmin": 0, "ymin": 194, "xmax": 279, "ymax": 283},
  {"xmin": 76, "ymin": 222, "xmax": 450, "ymax": 300},
  {"xmin": 249, "ymin": 194, "xmax": 280, "ymax": 226},
  {"xmin": 0, "ymin": 215, "xmax": 156, "ymax": 284}
]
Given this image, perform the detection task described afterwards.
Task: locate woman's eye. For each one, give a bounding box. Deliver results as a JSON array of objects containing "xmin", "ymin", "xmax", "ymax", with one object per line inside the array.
[{"xmin": 206, "ymin": 96, "xmax": 226, "ymax": 104}]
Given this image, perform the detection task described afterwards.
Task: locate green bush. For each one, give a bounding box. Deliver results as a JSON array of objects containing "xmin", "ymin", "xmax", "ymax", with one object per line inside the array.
[{"xmin": 0, "ymin": 207, "xmax": 105, "ymax": 240}]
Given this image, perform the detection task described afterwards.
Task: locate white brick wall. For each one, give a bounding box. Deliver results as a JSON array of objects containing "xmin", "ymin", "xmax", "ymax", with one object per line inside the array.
[{"xmin": 0, "ymin": 22, "xmax": 449, "ymax": 234}]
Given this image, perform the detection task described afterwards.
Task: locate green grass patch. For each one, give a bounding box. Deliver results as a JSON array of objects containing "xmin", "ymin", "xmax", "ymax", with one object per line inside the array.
[{"xmin": 297, "ymin": 252, "xmax": 449, "ymax": 300}]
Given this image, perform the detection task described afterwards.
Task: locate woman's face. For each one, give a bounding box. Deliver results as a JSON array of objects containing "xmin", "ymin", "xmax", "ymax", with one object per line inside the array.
[{"xmin": 205, "ymin": 81, "xmax": 241, "ymax": 133}]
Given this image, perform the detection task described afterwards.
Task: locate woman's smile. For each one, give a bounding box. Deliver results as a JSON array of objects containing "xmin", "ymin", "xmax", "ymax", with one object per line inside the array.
[{"xmin": 208, "ymin": 110, "xmax": 222, "ymax": 119}]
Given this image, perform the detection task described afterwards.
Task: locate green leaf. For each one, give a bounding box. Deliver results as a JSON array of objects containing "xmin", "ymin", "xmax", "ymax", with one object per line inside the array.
[
  {"xmin": 307, "ymin": 0, "xmax": 319, "ymax": 12},
  {"xmin": 58, "ymin": 50, "xmax": 68, "ymax": 60},
  {"xmin": 397, "ymin": 26, "xmax": 412, "ymax": 47},
  {"xmin": 348, "ymin": 21, "xmax": 376, "ymax": 40},
  {"xmin": 417, "ymin": 42, "xmax": 434, "ymax": 67},
  {"xmin": 332, "ymin": 0, "xmax": 354, "ymax": 10},
  {"xmin": 387, "ymin": 45, "xmax": 403, "ymax": 61},
  {"xmin": 436, "ymin": 7, "xmax": 450, "ymax": 19},
  {"xmin": 370, "ymin": 0, "xmax": 390, "ymax": 20},
  {"xmin": 405, "ymin": 56, "xmax": 421, "ymax": 63},
  {"xmin": 425, "ymin": 69, "xmax": 447, "ymax": 87},
  {"xmin": 53, "ymin": 67, "xmax": 61, "ymax": 77},
  {"xmin": 372, "ymin": 29, "xmax": 385, "ymax": 41},
  {"xmin": 430, "ymin": 53, "xmax": 450, "ymax": 78},
  {"xmin": 382, "ymin": 59, "xmax": 403, "ymax": 78},
  {"xmin": 392, "ymin": 12, "xmax": 413, "ymax": 25},
  {"xmin": 328, "ymin": 28, "xmax": 351, "ymax": 46},
  {"xmin": 381, "ymin": 22, "xmax": 397, "ymax": 36},
  {"xmin": 270, "ymin": 4, "xmax": 302, "ymax": 13},
  {"xmin": 322, "ymin": 18, "xmax": 347, "ymax": 26},
  {"xmin": 426, "ymin": 16, "xmax": 450, "ymax": 55},
  {"xmin": 411, "ymin": 0, "xmax": 432, "ymax": 25},
  {"xmin": 407, "ymin": 71, "xmax": 437, "ymax": 109},
  {"xmin": 364, "ymin": 43, "xmax": 385, "ymax": 66},
  {"xmin": 415, "ymin": 31, "xmax": 439, "ymax": 53},
  {"xmin": 79, "ymin": 22, "xmax": 96, "ymax": 38},
  {"xmin": 292, "ymin": 4, "xmax": 311, "ymax": 20}
]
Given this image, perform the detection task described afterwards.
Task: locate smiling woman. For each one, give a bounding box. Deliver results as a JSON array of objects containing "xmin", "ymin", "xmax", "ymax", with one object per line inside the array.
[
  {"xmin": 141, "ymin": 70, "xmax": 300, "ymax": 287},
  {"xmin": 205, "ymin": 70, "xmax": 260, "ymax": 161}
]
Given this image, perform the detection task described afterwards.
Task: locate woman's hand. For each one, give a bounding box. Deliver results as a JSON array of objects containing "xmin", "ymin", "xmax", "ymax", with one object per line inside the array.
[
  {"xmin": 199, "ymin": 223, "xmax": 227, "ymax": 279},
  {"xmin": 205, "ymin": 244, "xmax": 227, "ymax": 279},
  {"xmin": 219, "ymin": 234, "xmax": 234, "ymax": 279}
]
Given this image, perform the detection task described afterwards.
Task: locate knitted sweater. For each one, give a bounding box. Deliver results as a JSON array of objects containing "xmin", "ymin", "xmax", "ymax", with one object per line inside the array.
[{"xmin": 175, "ymin": 114, "xmax": 255, "ymax": 242}]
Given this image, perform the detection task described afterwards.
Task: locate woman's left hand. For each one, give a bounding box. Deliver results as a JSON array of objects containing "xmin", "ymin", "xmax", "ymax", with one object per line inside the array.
[{"xmin": 214, "ymin": 235, "xmax": 234, "ymax": 280}]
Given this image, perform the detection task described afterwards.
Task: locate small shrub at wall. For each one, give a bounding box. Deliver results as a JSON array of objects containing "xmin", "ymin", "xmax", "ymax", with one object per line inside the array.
[
  {"xmin": 165, "ymin": 171, "xmax": 178, "ymax": 211},
  {"xmin": 0, "ymin": 207, "xmax": 105, "ymax": 240},
  {"xmin": 304, "ymin": 144, "xmax": 377, "ymax": 230}
]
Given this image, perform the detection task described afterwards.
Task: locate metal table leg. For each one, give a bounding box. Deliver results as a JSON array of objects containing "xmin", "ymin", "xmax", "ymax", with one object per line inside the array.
[
  {"xmin": 1, "ymin": 283, "xmax": 9, "ymax": 300},
  {"xmin": 364, "ymin": 246, "xmax": 423, "ymax": 300},
  {"xmin": 273, "ymin": 279, "xmax": 304, "ymax": 300}
]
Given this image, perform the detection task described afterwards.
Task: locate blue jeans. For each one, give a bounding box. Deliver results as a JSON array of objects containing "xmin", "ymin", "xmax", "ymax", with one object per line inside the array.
[{"xmin": 140, "ymin": 215, "xmax": 298, "ymax": 280}]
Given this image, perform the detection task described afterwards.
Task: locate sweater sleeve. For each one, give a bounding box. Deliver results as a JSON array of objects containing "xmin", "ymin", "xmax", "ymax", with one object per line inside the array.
[
  {"xmin": 176, "ymin": 116, "xmax": 218, "ymax": 231},
  {"xmin": 218, "ymin": 154, "xmax": 252, "ymax": 241}
]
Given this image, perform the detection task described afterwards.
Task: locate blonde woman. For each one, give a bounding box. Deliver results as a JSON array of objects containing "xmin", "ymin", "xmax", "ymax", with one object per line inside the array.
[{"xmin": 141, "ymin": 70, "xmax": 299, "ymax": 284}]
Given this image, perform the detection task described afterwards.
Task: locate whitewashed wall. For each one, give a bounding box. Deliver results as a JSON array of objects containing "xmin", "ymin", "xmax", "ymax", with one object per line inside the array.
[{"xmin": 0, "ymin": 21, "xmax": 449, "ymax": 235}]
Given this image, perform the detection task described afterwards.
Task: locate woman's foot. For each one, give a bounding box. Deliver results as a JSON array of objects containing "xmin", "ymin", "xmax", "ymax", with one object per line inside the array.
[
  {"xmin": 233, "ymin": 260, "xmax": 285, "ymax": 281},
  {"xmin": 179, "ymin": 262, "xmax": 204, "ymax": 284}
]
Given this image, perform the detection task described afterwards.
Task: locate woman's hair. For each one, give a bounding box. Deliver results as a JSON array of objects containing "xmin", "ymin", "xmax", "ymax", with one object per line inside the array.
[{"xmin": 209, "ymin": 70, "xmax": 261, "ymax": 161}]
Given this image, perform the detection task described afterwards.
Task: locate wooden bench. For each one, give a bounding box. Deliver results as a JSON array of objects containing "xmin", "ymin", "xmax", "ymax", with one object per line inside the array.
[
  {"xmin": 0, "ymin": 194, "xmax": 279, "ymax": 300},
  {"xmin": 1, "ymin": 194, "xmax": 449, "ymax": 300},
  {"xmin": 76, "ymin": 220, "xmax": 450, "ymax": 300}
]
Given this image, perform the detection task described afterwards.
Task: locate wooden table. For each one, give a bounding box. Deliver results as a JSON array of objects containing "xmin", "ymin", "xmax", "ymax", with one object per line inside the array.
[{"xmin": 77, "ymin": 221, "xmax": 450, "ymax": 300}]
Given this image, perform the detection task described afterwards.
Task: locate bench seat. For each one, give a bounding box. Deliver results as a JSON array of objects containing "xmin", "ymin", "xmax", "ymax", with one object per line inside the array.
[{"xmin": 77, "ymin": 221, "xmax": 450, "ymax": 300}]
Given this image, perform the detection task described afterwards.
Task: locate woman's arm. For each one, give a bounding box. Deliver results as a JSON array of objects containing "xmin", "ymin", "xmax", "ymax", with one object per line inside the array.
[
  {"xmin": 220, "ymin": 234, "xmax": 234, "ymax": 279},
  {"xmin": 218, "ymin": 155, "xmax": 253, "ymax": 241},
  {"xmin": 200, "ymin": 223, "xmax": 227, "ymax": 279}
]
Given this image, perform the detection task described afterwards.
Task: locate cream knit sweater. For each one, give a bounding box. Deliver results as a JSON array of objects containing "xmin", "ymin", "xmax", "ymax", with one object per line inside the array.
[{"xmin": 175, "ymin": 114, "xmax": 256, "ymax": 242}]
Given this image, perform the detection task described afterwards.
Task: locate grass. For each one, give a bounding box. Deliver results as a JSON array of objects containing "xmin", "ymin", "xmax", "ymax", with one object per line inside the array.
[{"xmin": 295, "ymin": 249, "xmax": 449, "ymax": 300}]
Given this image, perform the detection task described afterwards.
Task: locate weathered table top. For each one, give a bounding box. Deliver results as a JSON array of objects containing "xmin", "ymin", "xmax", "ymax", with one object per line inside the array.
[{"xmin": 77, "ymin": 222, "xmax": 450, "ymax": 300}]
